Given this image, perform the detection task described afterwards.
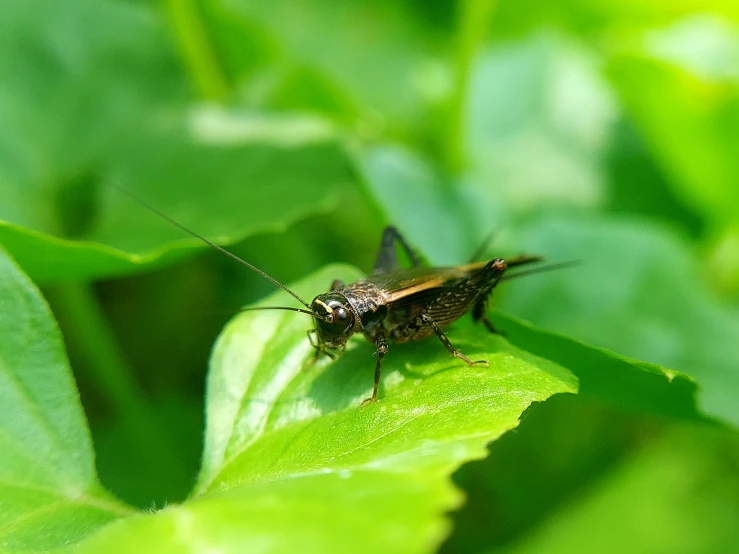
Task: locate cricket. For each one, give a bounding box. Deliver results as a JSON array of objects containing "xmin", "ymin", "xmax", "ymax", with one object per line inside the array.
[{"xmin": 114, "ymin": 184, "xmax": 562, "ymax": 405}]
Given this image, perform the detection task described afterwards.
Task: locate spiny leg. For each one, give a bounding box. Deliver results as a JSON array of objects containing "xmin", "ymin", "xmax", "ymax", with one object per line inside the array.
[
  {"xmin": 372, "ymin": 225, "xmax": 422, "ymax": 274},
  {"xmin": 362, "ymin": 331, "xmax": 388, "ymax": 405},
  {"xmin": 420, "ymin": 313, "xmax": 489, "ymax": 367}
]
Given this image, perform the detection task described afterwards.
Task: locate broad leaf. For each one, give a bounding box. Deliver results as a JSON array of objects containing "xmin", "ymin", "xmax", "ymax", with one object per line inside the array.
[
  {"xmin": 465, "ymin": 35, "xmax": 615, "ymax": 215},
  {"xmin": 498, "ymin": 425, "xmax": 739, "ymax": 554},
  {"xmin": 0, "ymin": 119, "xmax": 350, "ymax": 283},
  {"xmin": 74, "ymin": 264, "xmax": 707, "ymax": 552},
  {"xmin": 0, "ymin": 0, "xmax": 352, "ymax": 284},
  {"xmin": 359, "ymin": 146, "xmax": 482, "ymax": 266},
  {"xmin": 75, "ymin": 264, "xmax": 577, "ymax": 552},
  {"xmin": 3, "ymin": 262, "xmax": 712, "ymax": 552},
  {"xmin": 607, "ymin": 51, "xmax": 739, "ymax": 227},
  {"xmin": 497, "ymin": 214, "xmax": 738, "ymax": 426},
  {"xmin": 76, "ymin": 471, "xmax": 456, "ymax": 554},
  {"xmin": 443, "ymin": 394, "xmax": 736, "ymax": 554},
  {"xmin": 496, "ymin": 314, "xmax": 700, "ymax": 420},
  {"xmin": 0, "ymin": 0, "xmax": 180, "ymax": 192},
  {"xmin": 0, "ymin": 247, "xmax": 133, "ymax": 551},
  {"xmin": 215, "ymin": 0, "xmax": 442, "ymax": 134}
]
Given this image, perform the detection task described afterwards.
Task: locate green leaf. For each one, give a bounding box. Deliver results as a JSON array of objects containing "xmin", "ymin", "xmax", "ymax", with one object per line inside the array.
[
  {"xmin": 74, "ymin": 264, "xmax": 577, "ymax": 552},
  {"xmin": 0, "ymin": 0, "xmax": 353, "ymax": 284},
  {"xmin": 607, "ymin": 48, "xmax": 739, "ymax": 227},
  {"xmin": 216, "ymin": 0, "xmax": 442, "ymax": 130},
  {"xmin": 465, "ymin": 35, "xmax": 615, "ymax": 214},
  {"xmin": 3, "ymin": 261, "xmax": 711, "ymax": 551},
  {"xmin": 0, "ymin": 118, "xmax": 350, "ymax": 283},
  {"xmin": 492, "ymin": 0, "xmax": 739, "ymax": 41},
  {"xmin": 498, "ymin": 425, "xmax": 739, "ymax": 554},
  {"xmin": 0, "ymin": 0, "xmax": 181, "ymax": 191},
  {"xmin": 497, "ymin": 214, "xmax": 739, "ymax": 426},
  {"xmin": 0, "ymin": 247, "xmax": 133, "ymax": 551},
  {"xmin": 443, "ymin": 393, "xmax": 737, "ymax": 554},
  {"xmin": 72, "ymin": 263, "xmax": 708, "ymax": 552},
  {"xmin": 604, "ymin": 119, "xmax": 704, "ymax": 235},
  {"xmin": 198, "ymin": 265, "xmax": 575, "ymax": 490},
  {"xmin": 359, "ymin": 145, "xmax": 482, "ymax": 266},
  {"xmin": 495, "ymin": 313, "xmax": 700, "ymax": 421},
  {"xmin": 75, "ymin": 471, "xmax": 456, "ymax": 554}
]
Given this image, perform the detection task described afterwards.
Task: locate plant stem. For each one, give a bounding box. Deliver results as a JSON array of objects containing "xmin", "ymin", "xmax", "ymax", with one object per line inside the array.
[
  {"xmin": 445, "ymin": 0, "xmax": 497, "ymax": 174},
  {"xmin": 162, "ymin": 0, "xmax": 229, "ymax": 101}
]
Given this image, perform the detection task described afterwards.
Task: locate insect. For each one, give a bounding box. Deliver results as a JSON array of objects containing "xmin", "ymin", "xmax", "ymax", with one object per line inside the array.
[
  {"xmin": 113, "ymin": 184, "xmax": 561, "ymax": 405},
  {"xmin": 302, "ymin": 226, "xmax": 545, "ymax": 405}
]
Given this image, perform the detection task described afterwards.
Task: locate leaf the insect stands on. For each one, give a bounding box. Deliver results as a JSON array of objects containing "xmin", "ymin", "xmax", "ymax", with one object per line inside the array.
[{"xmin": 0, "ymin": 251, "xmax": 719, "ymax": 553}]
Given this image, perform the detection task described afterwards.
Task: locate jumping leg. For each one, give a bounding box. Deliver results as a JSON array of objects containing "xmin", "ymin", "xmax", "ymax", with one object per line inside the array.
[
  {"xmin": 420, "ymin": 313, "xmax": 489, "ymax": 367},
  {"xmin": 372, "ymin": 226, "xmax": 423, "ymax": 274}
]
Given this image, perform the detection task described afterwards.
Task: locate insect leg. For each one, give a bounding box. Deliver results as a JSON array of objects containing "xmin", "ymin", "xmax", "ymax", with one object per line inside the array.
[
  {"xmin": 330, "ymin": 279, "xmax": 345, "ymax": 291},
  {"xmin": 304, "ymin": 331, "xmax": 322, "ymax": 369},
  {"xmin": 417, "ymin": 258, "xmax": 507, "ymax": 330},
  {"xmin": 420, "ymin": 313, "xmax": 489, "ymax": 367},
  {"xmin": 372, "ymin": 225, "xmax": 422, "ymax": 274},
  {"xmin": 304, "ymin": 329, "xmax": 338, "ymax": 369},
  {"xmin": 471, "ymin": 298, "xmax": 504, "ymax": 336},
  {"xmin": 362, "ymin": 331, "xmax": 388, "ymax": 405}
]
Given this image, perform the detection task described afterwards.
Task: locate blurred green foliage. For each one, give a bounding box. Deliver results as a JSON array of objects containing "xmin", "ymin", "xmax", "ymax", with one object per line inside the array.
[{"xmin": 1, "ymin": 0, "xmax": 738, "ymax": 552}]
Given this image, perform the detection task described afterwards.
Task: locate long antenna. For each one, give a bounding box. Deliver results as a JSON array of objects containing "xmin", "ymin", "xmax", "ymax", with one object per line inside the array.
[
  {"xmin": 106, "ymin": 180, "xmax": 313, "ymax": 310},
  {"xmin": 237, "ymin": 306, "xmax": 316, "ymax": 316}
]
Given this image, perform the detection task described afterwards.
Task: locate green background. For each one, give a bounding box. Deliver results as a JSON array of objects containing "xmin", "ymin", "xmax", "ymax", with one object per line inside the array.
[{"xmin": 1, "ymin": 0, "xmax": 738, "ymax": 552}]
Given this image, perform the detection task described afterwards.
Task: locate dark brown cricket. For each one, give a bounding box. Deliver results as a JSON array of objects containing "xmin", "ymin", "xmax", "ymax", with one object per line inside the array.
[{"xmin": 305, "ymin": 226, "xmax": 540, "ymax": 404}]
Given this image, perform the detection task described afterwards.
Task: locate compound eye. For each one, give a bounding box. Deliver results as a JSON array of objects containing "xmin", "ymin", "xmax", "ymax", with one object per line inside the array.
[{"xmin": 335, "ymin": 307, "xmax": 348, "ymax": 321}]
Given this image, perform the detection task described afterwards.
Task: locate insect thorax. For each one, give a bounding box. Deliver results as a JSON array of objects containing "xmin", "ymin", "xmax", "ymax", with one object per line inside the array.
[{"xmin": 340, "ymin": 281, "xmax": 388, "ymax": 332}]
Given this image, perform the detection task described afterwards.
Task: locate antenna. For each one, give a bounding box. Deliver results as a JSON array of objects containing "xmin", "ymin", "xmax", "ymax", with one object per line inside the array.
[
  {"xmin": 237, "ymin": 306, "xmax": 316, "ymax": 316},
  {"xmin": 106, "ymin": 180, "xmax": 313, "ymax": 310}
]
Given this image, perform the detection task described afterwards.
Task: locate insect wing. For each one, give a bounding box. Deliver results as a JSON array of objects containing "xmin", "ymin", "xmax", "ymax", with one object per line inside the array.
[
  {"xmin": 365, "ymin": 264, "xmax": 483, "ymax": 303},
  {"xmin": 358, "ymin": 265, "xmax": 480, "ymax": 327}
]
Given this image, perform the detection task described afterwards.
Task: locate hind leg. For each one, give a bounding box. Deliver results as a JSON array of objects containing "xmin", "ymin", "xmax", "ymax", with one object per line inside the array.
[
  {"xmin": 372, "ymin": 226, "xmax": 423, "ymax": 274},
  {"xmin": 419, "ymin": 313, "xmax": 488, "ymax": 366}
]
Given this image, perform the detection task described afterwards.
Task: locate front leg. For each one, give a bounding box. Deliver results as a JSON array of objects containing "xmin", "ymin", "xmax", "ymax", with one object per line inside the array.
[
  {"xmin": 362, "ymin": 331, "xmax": 388, "ymax": 405},
  {"xmin": 420, "ymin": 313, "xmax": 489, "ymax": 367},
  {"xmin": 304, "ymin": 329, "xmax": 339, "ymax": 369}
]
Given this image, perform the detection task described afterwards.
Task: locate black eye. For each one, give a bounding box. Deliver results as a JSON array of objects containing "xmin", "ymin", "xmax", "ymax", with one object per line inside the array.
[{"xmin": 335, "ymin": 308, "xmax": 348, "ymax": 321}]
